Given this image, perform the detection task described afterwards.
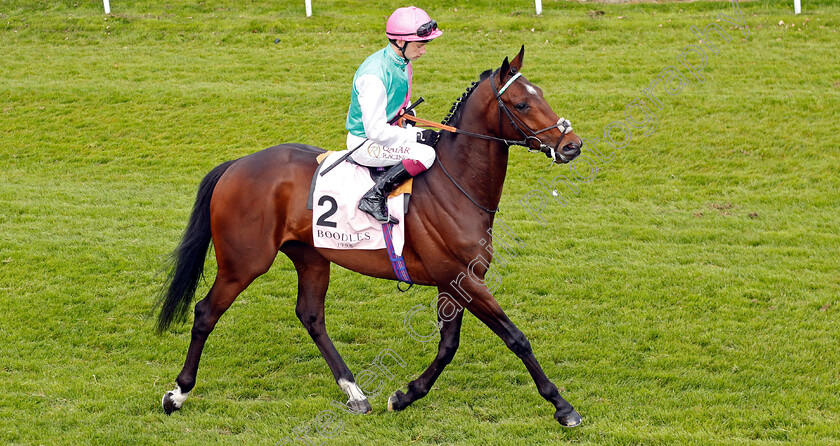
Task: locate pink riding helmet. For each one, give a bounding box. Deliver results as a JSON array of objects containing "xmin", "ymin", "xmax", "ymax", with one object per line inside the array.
[{"xmin": 385, "ymin": 6, "xmax": 443, "ymax": 41}]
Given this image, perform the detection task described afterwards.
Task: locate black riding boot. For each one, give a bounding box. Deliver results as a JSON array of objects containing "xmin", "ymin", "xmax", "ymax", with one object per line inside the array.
[{"xmin": 358, "ymin": 163, "xmax": 413, "ymax": 224}]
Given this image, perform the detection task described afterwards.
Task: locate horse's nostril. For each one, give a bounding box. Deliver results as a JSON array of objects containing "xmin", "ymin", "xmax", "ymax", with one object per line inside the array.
[{"xmin": 562, "ymin": 142, "xmax": 581, "ymax": 156}]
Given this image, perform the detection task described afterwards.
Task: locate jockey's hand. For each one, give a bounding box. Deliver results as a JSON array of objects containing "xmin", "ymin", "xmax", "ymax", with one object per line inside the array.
[
  {"xmin": 417, "ymin": 129, "xmax": 438, "ymax": 145},
  {"xmin": 397, "ymin": 109, "xmax": 416, "ymax": 128}
]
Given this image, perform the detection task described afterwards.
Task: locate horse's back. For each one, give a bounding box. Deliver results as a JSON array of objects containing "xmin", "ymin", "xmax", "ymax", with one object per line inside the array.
[
  {"xmin": 210, "ymin": 143, "xmax": 330, "ymax": 251},
  {"xmin": 217, "ymin": 143, "xmax": 325, "ymax": 191},
  {"xmin": 276, "ymin": 143, "xmax": 328, "ymax": 156},
  {"xmin": 254, "ymin": 142, "xmax": 327, "ymax": 165}
]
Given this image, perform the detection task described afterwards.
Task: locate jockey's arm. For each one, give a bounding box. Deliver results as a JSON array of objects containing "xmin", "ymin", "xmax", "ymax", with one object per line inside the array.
[{"xmin": 355, "ymin": 74, "xmax": 423, "ymax": 147}]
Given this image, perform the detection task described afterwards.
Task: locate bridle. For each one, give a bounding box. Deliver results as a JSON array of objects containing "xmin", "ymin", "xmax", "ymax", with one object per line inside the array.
[
  {"xmin": 402, "ymin": 69, "xmax": 574, "ymax": 157},
  {"xmin": 400, "ymin": 69, "xmax": 576, "ymax": 214},
  {"xmin": 488, "ymin": 70, "xmax": 574, "ymax": 163}
]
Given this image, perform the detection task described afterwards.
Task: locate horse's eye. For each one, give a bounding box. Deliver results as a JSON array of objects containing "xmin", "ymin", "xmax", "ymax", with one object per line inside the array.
[{"xmin": 515, "ymin": 102, "xmax": 529, "ymax": 111}]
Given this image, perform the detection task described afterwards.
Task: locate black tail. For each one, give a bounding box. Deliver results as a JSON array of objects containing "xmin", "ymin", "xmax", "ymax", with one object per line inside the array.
[{"xmin": 156, "ymin": 160, "xmax": 237, "ymax": 333}]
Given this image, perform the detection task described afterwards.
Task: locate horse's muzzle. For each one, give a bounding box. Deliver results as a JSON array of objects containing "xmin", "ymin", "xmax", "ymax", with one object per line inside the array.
[{"xmin": 549, "ymin": 141, "xmax": 582, "ymax": 164}]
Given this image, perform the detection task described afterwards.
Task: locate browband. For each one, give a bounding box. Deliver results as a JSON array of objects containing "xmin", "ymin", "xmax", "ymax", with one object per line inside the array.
[{"xmin": 497, "ymin": 72, "xmax": 523, "ymax": 96}]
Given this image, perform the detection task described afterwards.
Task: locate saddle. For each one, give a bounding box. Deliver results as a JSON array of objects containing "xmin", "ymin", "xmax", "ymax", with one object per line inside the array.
[{"xmin": 313, "ymin": 151, "xmax": 413, "ymax": 197}]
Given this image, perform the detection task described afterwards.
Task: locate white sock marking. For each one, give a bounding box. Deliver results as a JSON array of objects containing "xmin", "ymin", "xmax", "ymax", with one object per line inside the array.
[
  {"xmin": 168, "ymin": 385, "xmax": 189, "ymax": 408},
  {"xmin": 338, "ymin": 378, "xmax": 367, "ymax": 402}
]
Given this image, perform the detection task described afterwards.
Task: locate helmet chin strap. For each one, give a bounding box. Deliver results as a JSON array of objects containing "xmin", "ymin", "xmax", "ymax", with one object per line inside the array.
[{"xmin": 390, "ymin": 39, "xmax": 410, "ymax": 64}]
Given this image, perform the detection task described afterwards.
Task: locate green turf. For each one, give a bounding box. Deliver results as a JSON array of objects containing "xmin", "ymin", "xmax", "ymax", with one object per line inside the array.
[{"xmin": 1, "ymin": 0, "xmax": 838, "ymax": 444}]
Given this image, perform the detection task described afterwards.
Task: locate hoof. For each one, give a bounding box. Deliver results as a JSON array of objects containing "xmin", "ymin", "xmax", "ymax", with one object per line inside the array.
[
  {"xmin": 348, "ymin": 398, "xmax": 372, "ymax": 415},
  {"xmin": 554, "ymin": 408, "xmax": 582, "ymax": 427},
  {"xmin": 387, "ymin": 390, "xmax": 406, "ymax": 412},
  {"xmin": 162, "ymin": 391, "xmax": 180, "ymax": 415}
]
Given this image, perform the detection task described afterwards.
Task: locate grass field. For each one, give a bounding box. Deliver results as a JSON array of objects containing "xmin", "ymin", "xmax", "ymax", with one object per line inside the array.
[{"xmin": 1, "ymin": 0, "xmax": 839, "ymax": 444}]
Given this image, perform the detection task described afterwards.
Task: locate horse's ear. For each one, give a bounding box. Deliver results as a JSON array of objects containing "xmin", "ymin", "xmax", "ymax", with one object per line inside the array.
[
  {"xmin": 510, "ymin": 45, "xmax": 525, "ymax": 72},
  {"xmin": 499, "ymin": 57, "xmax": 510, "ymax": 82}
]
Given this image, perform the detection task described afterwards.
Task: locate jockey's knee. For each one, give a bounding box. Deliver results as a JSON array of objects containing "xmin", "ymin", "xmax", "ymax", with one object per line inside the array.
[
  {"xmin": 414, "ymin": 144, "xmax": 436, "ymax": 170},
  {"xmin": 403, "ymin": 149, "xmax": 435, "ymax": 176}
]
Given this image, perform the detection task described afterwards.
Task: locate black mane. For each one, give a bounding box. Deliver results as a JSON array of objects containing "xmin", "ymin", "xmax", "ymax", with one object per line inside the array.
[{"xmin": 441, "ymin": 69, "xmax": 494, "ymax": 127}]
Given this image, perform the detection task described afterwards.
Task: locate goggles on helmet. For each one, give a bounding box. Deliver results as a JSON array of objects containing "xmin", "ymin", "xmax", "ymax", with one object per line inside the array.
[{"xmin": 389, "ymin": 20, "xmax": 438, "ymax": 39}]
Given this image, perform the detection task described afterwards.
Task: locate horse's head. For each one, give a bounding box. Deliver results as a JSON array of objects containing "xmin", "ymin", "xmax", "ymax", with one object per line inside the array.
[{"xmin": 483, "ymin": 46, "xmax": 582, "ymax": 164}]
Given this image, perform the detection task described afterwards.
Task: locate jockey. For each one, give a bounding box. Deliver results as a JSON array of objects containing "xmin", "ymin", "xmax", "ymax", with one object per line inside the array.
[{"xmin": 345, "ymin": 6, "xmax": 442, "ymax": 224}]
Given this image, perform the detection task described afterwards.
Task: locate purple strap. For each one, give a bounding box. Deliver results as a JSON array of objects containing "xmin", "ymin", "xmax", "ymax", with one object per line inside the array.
[{"xmin": 382, "ymin": 222, "xmax": 412, "ymax": 285}]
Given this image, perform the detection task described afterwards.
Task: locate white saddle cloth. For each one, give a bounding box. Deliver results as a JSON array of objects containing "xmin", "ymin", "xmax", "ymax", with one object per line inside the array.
[{"xmin": 312, "ymin": 151, "xmax": 407, "ymax": 256}]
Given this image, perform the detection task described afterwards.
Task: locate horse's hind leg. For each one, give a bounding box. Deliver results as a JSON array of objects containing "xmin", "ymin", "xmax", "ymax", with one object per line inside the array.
[
  {"xmin": 162, "ymin": 277, "xmax": 251, "ymax": 413},
  {"xmin": 162, "ymin": 251, "xmax": 275, "ymax": 414},
  {"xmin": 283, "ymin": 242, "xmax": 371, "ymax": 414}
]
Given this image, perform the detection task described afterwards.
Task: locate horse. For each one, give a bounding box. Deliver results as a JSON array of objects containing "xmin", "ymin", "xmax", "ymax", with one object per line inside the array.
[{"xmin": 156, "ymin": 46, "xmax": 584, "ymax": 427}]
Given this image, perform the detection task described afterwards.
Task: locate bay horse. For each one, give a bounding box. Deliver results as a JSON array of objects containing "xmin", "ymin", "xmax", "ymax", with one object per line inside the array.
[{"xmin": 156, "ymin": 46, "xmax": 584, "ymax": 427}]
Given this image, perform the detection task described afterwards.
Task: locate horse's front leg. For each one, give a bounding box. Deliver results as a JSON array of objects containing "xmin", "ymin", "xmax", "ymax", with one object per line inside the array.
[
  {"xmin": 463, "ymin": 281, "xmax": 582, "ymax": 427},
  {"xmin": 388, "ymin": 291, "xmax": 464, "ymax": 412}
]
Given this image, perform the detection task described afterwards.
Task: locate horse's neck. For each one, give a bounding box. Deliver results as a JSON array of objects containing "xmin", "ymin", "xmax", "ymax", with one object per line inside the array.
[{"xmin": 432, "ymin": 129, "xmax": 510, "ymax": 215}]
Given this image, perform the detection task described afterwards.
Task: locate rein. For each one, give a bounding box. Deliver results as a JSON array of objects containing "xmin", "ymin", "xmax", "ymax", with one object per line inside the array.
[
  {"xmin": 400, "ymin": 114, "xmax": 502, "ymax": 214},
  {"xmin": 401, "ymin": 70, "xmax": 572, "ymax": 151},
  {"xmin": 437, "ymin": 157, "xmax": 499, "ymax": 214},
  {"xmin": 399, "ymin": 70, "xmax": 573, "ymax": 214},
  {"xmin": 402, "ymin": 111, "xmax": 563, "ymax": 148}
]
